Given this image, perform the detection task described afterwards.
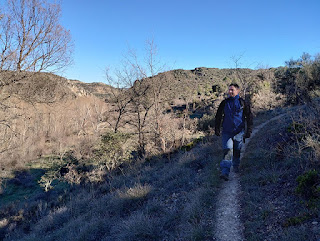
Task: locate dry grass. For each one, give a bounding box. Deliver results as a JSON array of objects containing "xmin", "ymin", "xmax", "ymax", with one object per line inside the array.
[{"xmin": 1, "ymin": 137, "xmax": 222, "ymax": 240}]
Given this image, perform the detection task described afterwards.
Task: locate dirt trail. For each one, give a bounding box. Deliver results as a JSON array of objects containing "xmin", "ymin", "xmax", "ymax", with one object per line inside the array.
[{"xmin": 214, "ymin": 114, "xmax": 286, "ymax": 241}]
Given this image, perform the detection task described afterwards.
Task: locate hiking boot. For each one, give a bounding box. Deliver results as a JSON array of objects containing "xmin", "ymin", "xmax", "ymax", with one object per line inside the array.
[
  {"xmin": 220, "ymin": 173, "xmax": 229, "ymax": 181},
  {"xmin": 233, "ymin": 166, "xmax": 240, "ymax": 173}
]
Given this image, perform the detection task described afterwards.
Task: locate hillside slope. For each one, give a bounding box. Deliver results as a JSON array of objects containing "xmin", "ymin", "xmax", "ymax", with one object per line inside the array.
[
  {"xmin": 240, "ymin": 102, "xmax": 320, "ymax": 241},
  {"xmin": 1, "ymin": 135, "xmax": 223, "ymax": 240},
  {"xmin": 0, "ymin": 71, "xmax": 114, "ymax": 103},
  {"xmin": 3, "ymin": 105, "xmax": 318, "ymax": 240},
  {"xmin": 1, "ymin": 67, "xmax": 276, "ymax": 105}
]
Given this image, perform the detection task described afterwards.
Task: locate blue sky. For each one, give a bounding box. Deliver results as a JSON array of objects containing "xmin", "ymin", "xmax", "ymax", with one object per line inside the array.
[{"xmin": 60, "ymin": 0, "xmax": 320, "ymax": 83}]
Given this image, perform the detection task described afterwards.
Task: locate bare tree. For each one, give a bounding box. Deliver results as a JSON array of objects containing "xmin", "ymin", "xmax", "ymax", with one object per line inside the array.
[
  {"xmin": 0, "ymin": 0, "xmax": 73, "ymax": 154},
  {"xmin": 0, "ymin": 0, "xmax": 73, "ymax": 75},
  {"xmin": 126, "ymin": 39, "xmax": 169, "ymax": 156},
  {"xmin": 230, "ymin": 54, "xmax": 257, "ymax": 100},
  {"xmin": 106, "ymin": 39, "xmax": 168, "ymax": 156},
  {"xmin": 105, "ymin": 67, "xmax": 133, "ymax": 133}
]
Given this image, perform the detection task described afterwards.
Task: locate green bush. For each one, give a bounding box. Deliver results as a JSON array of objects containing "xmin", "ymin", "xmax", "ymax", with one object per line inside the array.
[
  {"xmin": 37, "ymin": 156, "xmax": 71, "ymax": 191},
  {"xmin": 283, "ymin": 213, "xmax": 312, "ymax": 227},
  {"xmin": 181, "ymin": 138, "xmax": 202, "ymax": 152},
  {"xmin": 287, "ymin": 121, "xmax": 305, "ymax": 134},
  {"xmin": 94, "ymin": 132, "xmax": 133, "ymax": 170},
  {"xmin": 275, "ymin": 52, "xmax": 320, "ymax": 105},
  {"xmin": 296, "ymin": 169, "xmax": 320, "ymax": 199}
]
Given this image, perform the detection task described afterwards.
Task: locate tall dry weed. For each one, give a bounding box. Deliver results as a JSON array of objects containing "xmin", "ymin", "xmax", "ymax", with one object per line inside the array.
[{"xmin": 288, "ymin": 101, "xmax": 320, "ymax": 169}]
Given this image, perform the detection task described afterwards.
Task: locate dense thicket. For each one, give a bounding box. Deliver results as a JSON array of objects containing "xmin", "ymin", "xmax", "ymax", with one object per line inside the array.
[{"xmin": 275, "ymin": 53, "xmax": 320, "ymax": 104}]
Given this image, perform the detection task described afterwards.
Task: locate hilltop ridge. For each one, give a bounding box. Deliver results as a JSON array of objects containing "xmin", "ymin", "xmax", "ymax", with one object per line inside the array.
[
  {"xmin": 0, "ymin": 71, "xmax": 115, "ymax": 103},
  {"xmin": 1, "ymin": 67, "xmax": 274, "ymax": 105}
]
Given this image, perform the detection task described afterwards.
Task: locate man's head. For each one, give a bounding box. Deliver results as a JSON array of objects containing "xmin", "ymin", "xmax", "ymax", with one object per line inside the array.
[{"xmin": 228, "ymin": 83, "xmax": 240, "ymax": 97}]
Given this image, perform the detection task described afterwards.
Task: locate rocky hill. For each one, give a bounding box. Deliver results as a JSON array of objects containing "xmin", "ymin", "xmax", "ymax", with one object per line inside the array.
[
  {"xmin": 1, "ymin": 67, "xmax": 274, "ymax": 105},
  {"xmin": 0, "ymin": 71, "xmax": 114, "ymax": 103},
  {"xmin": 67, "ymin": 79, "xmax": 114, "ymax": 100}
]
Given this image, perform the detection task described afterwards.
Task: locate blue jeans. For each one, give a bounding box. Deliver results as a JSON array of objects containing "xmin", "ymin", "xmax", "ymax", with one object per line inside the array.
[{"xmin": 220, "ymin": 131, "xmax": 244, "ymax": 175}]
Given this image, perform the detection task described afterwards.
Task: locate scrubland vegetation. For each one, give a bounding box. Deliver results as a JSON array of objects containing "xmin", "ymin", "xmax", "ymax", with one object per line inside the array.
[
  {"xmin": 240, "ymin": 54, "xmax": 320, "ymax": 241},
  {"xmin": 0, "ymin": 52, "xmax": 319, "ymax": 240},
  {"xmin": 1, "ymin": 2, "xmax": 320, "ymax": 238}
]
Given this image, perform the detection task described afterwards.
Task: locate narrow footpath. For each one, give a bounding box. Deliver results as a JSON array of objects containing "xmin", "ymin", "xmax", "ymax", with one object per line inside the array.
[{"xmin": 214, "ymin": 114, "xmax": 286, "ymax": 241}]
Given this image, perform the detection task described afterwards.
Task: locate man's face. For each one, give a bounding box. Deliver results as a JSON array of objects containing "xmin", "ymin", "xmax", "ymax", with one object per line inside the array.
[{"xmin": 228, "ymin": 85, "xmax": 240, "ymax": 97}]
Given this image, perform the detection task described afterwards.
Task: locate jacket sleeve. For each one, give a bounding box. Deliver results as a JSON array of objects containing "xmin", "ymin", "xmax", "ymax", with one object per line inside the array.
[
  {"xmin": 215, "ymin": 100, "xmax": 225, "ymax": 133},
  {"xmin": 244, "ymin": 100, "xmax": 253, "ymax": 134}
]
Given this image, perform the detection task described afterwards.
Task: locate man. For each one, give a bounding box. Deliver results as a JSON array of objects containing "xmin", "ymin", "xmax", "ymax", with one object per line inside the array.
[{"xmin": 215, "ymin": 83, "xmax": 253, "ymax": 180}]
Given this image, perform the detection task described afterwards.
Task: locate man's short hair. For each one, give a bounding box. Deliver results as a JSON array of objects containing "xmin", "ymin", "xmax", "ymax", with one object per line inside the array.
[{"xmin": 229, "ymin": 83, "xmax": 240, "ymax": 89}]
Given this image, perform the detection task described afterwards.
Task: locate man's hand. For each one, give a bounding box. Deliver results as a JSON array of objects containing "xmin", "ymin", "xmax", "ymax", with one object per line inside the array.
[
  {"xmin": 244, "ymin": 132, "xmax": 251, "ymax": 139},
  {"xmin": 243, "ymin": 132, "xmax": 251, "ymax": 143},
  {"xmin": 215, "ymin": 129, "xmax": 220, "ymax": 136}
]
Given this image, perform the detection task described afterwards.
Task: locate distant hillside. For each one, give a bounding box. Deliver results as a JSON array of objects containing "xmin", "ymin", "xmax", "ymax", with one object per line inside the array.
[
  {"xmin": 68, "ymin": 79, "xmax": 114, "ymax": 100},
  {"xmin": 155, "ymin": 67, "xmax": 240, "ymax": 100},
  {"xmin": 0, "ymin": 71, "xmax": 114, "ymax": 103},
  {"xmin": 148, "ymin": 67, "xmax": 276, "ymax": 100},
  {"xmin": 1, "ymin": 67, "xmax": 276, "ymax": 106},
  {"xmin": 138, "ymin": 67, "xmax": 279, "ymax": 116}
]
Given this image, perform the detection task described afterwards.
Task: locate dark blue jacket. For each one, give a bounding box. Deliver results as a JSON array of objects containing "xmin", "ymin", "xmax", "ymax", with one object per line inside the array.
[{"xmin": 215, "ymin": 95, "xmax": 253, "ymax": 136}]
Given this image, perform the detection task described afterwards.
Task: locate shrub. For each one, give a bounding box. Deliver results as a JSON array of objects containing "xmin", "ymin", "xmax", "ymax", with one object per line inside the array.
[
  {"xmin": 283, "ymin": 213, "xmax": 312, "ymax": 227},
  {"xmin": 303, "ymin": 134, "xmax": 320, "ymax": 166},
  {"xmin": 274, "ymin": 52, "xmax": 320, "ymax": 105},
  {"xmin": 93, "ymin": 132, "xmax": 133, "ymax": 171},
  {"xmin": 180, "ymin": 138, "xmax": 202, "ymax": 152},
  {"xmin": 285, "ymin": 100, "xmax": 320, "ymax": 168},
  {"xmin": 117, "ymin": 183, "xmax": 152, "ymax": 201},
  {"xmin": 296, "ymin": 169, "xmax": 320, "ymax": 199}
]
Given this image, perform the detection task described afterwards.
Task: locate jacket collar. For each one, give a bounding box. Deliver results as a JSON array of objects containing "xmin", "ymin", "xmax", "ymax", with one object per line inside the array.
[{"xmin": 227, "ymin": 95, "xmax": 240, "ymax": 101}]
